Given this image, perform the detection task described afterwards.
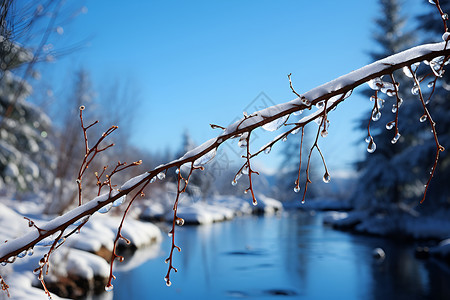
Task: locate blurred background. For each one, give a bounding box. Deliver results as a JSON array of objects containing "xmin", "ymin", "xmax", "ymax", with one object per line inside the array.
[{"xmin": 1, "ymin": 0, "xmax": 450, "ymax": 299}]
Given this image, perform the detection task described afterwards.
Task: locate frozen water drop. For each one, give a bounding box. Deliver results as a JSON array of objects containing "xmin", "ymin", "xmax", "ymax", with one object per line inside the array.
[
  {"xmin": 28, "ymin": 248, "xmax": 34, "ymax": 256},
  {"xmin": 194, "ymin": 148, "xmax": 217, "ymax": 167},
  {"xmin": 166, "ymin": 280, "xmax": 172, "ymax": 287},
  {"xmin": 392, "ymin": 104, "xmax": 397, "ymax": 113},
  {"xmin": 372, "ymin": 111, "xmax": 381, "ymax": 122},
  {"xmin": 291, "ymin": 127, "xmax": 301, "ymax": 135},
  {"xmin": 98, "ymin": 203, "xmax": 112, "ymax": 214},
  {"xmin": 320, "ymin": 129, "xmax": 328, "ymax": 138},
  {"xmin": 420, "ymin": 114, "xmax": 427, "ymax": 123},
  {"xmin": 112, "ymin": 195, "xmax": 126, "ymax": 207},
  {"xmin": 391, "ymin": 132, "xmax": 401, "ymax": 144},
  {"xmin": 322, "ymin": 172, "xmax": 331, "ymax": 183},
  {"xmin": 231, "ymin": 180, "xmax": 238, "ymax": 186},
  {"xmin": 293, "ymin": 109, "xmax": 303, "ymax": 116},
  {"xmin": 282, "ymin": 136, "xmax": 288, "ymax": 142},
  {"xmin": 443, "ymin": 32, "xmax": 450, "ymax": 41},
  {"xmin": 175, "ymin": 168, "xmax": 180, "ymax": 174},
  {"xmin": 294, "ymin": 186, "xmax": 300, "ymax": 193},
  {"xmin": 386, "ymin": 121, "xmax": 395, "ymax": 130},
  {"xmin": 367, "ymin": 140, "xmax": 376, "ymax": 153},
  {"xmin": 264, "ymin": 147, "xmax": 271, "ymax": 154},
  {"xmin": 238, "ymin": 132, "xmax": 249, "ymax": 148},
  {"xmin": 427, "ymin": 81, "xmax": 435, "ymax": 88},
  {"xmin": 105, "ymin": 284, "xmax": 113, "ymax": 292},
  {"xmin": 411, "ymin": 85, "xmax": 419, "ymax": 95},
  {"xmin": 315, "ymin": 100, "xmax": 325, "ymax": 109},
  {"xmin": 176, "ymin": 218, "xmax": 185, "ymax": 226},
  {"xmin": 150, "ymin": 177, "xmax": 156, "ymax": 183},
  {"xmin": 157, "ymin": 172, "xmax": 166, "ymax": 180},
  {"xmin": 442, "ymin": 13, "xmax": 448, "ymax": 20},
  {"xmin": 73, "ymin": 215, "xmax": 89, "ymax": 226},
  {"xmin": 344, "ymin": 89, "xmax": 353, "ymax": 99},
  {"xmin": 429, "ymin": 0, "xmax": 436, "ymax": 4},
  {"xmin": 402, "ymin": 66, "xmax": 413, "ymax": 78},
  {"xmin": 365, "ymin": 136, "xmax": 371, "ymax": 143},
  {"xmin": 368, "ymin": 77, "xmax": 383, "ymax": 90},
  {"xmin": 18, "ymin": 250, "xmax": 27, "ymax": 258},
  {"xmin": 262, "ymin": 115, "xmax": 289, "ymax": 132}
]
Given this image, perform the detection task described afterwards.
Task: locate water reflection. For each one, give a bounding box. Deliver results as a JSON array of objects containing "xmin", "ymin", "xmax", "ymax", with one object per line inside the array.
[{"xmin": 112, "ymin": 211, "xmax": 450, "ymax": 300}]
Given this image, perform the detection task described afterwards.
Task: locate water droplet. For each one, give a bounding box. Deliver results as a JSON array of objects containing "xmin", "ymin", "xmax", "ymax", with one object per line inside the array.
[
  {"xmin": 322, "ymin": 172, "xmax": 331, "ymax": 183},
  {"xmin": 316, "ymin": 100, "xmax": 325, "ymax": 109},
  {"xmin": 262, "ymin": 115, "xmax": 289, "ymax": 132},
  {"xmin": 282, "ymin": 136, "xmax": 288, "ymax": 142},
  {"xmin": 175, "ymin": 168, "xmax": 180, "ymax": 174},
  {"xmin": 242, "ymin": 167, "xmax": 249, "ymax": 175},
  {"xmin": 427, "ymin": 81, "xmax": 435, "ymax": 88},
  {"xmin": 1, "ymin": 262, "xmax": 6, "ymax": 267},
  {"xmin": 157, "ymin": 172, "xmax": 166, "ymax": 180},
  {"xmin": 231, "ymin": 180, "xmax": 238, "ymax": 186},
  {"xmin": 150, "ymin": 176, "xmax": 156, "ymax": 183},
  {"xmin": 238, "ymin": 133, "xmax": 248, "ymax": 148},
  {"xmin": 166, "ymin": 280, "xmax": 172, "ymax": 287},
  {"xmin": 112, "ymin": 195, "xmax": 126, "ymax": 207},
  {"xmin": 73, "ymin": 215, "xmax": 90, "ymax": 226},
  {"xmin": 294, "ymin": 186, "xmax": 300, "ymax": 193},
  {"xmin": 344, "ymin": 89, "xmax": 353, "ymax": 99},
  {"xmin": 391, "ymin": 132, "xmax": 401, "ymax": 144},
  {"xmin": 411, "ymin": 85, "xmax": 419, "ymax": 95},
  {"xmin": 429, "ymin": 0, "xmax": 436, "ymax": 4},
  {"xmin": 420, "ymin": 114, "xmax": 427, "ymax": 123},
  {"xmin": 372, "ymin": 111, "xmax": 381, "ymax": 121},
  {"xmin": 369, "ymin": 96, "xmax": 376, "ymax": 102},
  {"xmin": 365, "ymin": 135, "xmax": 371, "ymax": 143},
  {"xmin": 442, "ymin": 13, "xmax": 448, "ymax": 20},
  {"xmin": 391, "ymin": 104, "xmax": 397, "ymax": 114},
  {"xmin": 98, "ymin": 203, "xmax": 113, "ymax": 214},
  {"xmin": 386, "ymin": 121, "xmax": 395, "ymax": 130},
  {"xmin": 367, "ymin": 140, "xmax": 376, "ymax": 153},
  {"xmin": 165, "ymin": 258, "xmax": 170, "ymax": 264},
  {"xmin": 105, "ymin": 284, "xmax": 114, "ymax": 292},
  {"xmin": 293, "ymin": 109, "xmax": 303, "ymax": 116},
  {"xmin": 368, "ymin": 77, "xmax": 383, "ymax": 90},
  {"xmin": 17, "ymin": 251, "xmax": 26, "ymax": 258},
  {"xmin": 28, "ymin": 248, "xmax": 34, "ymax": 256},
  {"xmin": 443, "ymin": 32, "xmax": 450, "ymax": 41},
  {"xmin": 176, "ymin": 218, "xmax": 185, "ymax": 226},
  {"xmin": 194, "ymin": 148, "xmax": 217, "ymax": 167},
  {"xmin": 403, "ymin": 66, "xmax": 413, "ymax": 78},
  {"xmin": 252, "ymin": 200, "xmax": 258, "ymax": 206},
  {"xmin": 264, "ymin": 147, "xmax": 271, "ymax": 154},
  {"xmin": 377, "ymin": 98, "xmax": 385, "ymax": 110},
  {"xmin": 320, "ymin": 129, "xmax": 328, "ymax": 137}
]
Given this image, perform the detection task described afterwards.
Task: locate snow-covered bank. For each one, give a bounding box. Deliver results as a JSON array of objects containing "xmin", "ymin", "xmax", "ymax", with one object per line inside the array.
[
  {"xmin": 0, "ymin": 200, "xmax": 162, "ymax": 299},
  {"xmin": 140, "ymin": 194, "xmax": 283, "ymax": 225}
]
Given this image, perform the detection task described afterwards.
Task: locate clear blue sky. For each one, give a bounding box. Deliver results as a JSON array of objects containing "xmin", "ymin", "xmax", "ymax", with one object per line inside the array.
[{"xmin": 48, "ymin": 0, "xmax": 424, "ymax": 174}]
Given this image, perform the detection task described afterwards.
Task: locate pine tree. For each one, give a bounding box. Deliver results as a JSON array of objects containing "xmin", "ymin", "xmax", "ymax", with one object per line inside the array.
[
  {"xmin": 0, "ymin": 27, "xmax": 55, "ymax": 194},
  {"xmin": 352, "ymin": 0, "xmax": 418, "ymax": 212},
  {"xmin": 414, "ymin": 1, "xmax": 450, "ymax": 210}
]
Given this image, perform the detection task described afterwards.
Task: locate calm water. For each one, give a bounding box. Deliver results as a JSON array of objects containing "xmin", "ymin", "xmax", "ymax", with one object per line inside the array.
[{"xmin": 112, "ymin": 211, "xmax": 450, "ymax": 300}]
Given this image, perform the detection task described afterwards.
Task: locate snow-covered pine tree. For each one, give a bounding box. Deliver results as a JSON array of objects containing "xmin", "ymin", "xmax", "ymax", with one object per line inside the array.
[
  {"xmin": 0, "ymin": 25, "xmax": 55, "ymax": 195},
  {"xmin": 352, "ymin": 0, "xmax": 419, "ymax": 212},
  {"xmin": 413, "ymin": 0, "xmax": 450, "ymax": 210}
]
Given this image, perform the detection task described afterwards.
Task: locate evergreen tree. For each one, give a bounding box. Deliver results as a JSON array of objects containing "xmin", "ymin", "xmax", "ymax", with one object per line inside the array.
[
  {"xmin": 0, "ymin": 23, "xmax": 55, "ymax": 194},
  {"xmin": 413, "ymin": 1, "xmax": 450, "ymax": 210},
  {"xmin": 352, "ymin": 0, "xmax": 419, "ymax": 212}
]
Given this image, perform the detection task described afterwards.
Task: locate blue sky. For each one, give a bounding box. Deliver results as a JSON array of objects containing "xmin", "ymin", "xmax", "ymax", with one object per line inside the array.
[{"xmin": 47, "ymin": 0, "xmax": 424, "ymax": 174}]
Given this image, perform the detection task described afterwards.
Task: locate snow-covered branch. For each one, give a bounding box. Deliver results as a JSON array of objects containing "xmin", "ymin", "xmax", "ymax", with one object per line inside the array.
[{"xmin": 1, "ymin": 40, "xmax": 450, "ymax": 289}]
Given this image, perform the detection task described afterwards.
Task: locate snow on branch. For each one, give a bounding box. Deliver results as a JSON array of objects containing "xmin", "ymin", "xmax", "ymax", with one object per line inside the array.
[{"xmin": 1, "ymin": 41, "xmax": 450, "ymax": 294}]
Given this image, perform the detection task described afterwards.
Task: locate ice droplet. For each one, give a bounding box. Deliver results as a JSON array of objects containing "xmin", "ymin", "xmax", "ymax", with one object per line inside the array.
[
  {"xmin": 194, "ymin": 148, "xmax": 217, "ymax": 167},
  {"xmin": 429, "ymin": 0, "xmax": 436, "ymax": 4},
  {"xmin": 238, "ymin": 132, "xmax": 249, "ymax": 148},
  {"xmin": 175, "ymin": 168, "xmax": 180, "ymax": 174},
  {"xmin": 365, "ymin": 135, "xmax": 371, "ymax": 143},
  {"xmin": 291, "ymin": 127, "xmax": 301, "ymax": 135},
  {"xmin": 294, "ymin": 186, "xmax": 300, "ymax": 193},
  {"xmin": 372, "ymin": 111, "xmax": 381, "ymax": 122},
  {"xmin": 262, "ymin": 115, "xmax": 289, "ymax": 132},
  {"xmin": 315, "ymin": 100, "xmax": 325, "ymax": 109},
  {"xmin": 442, "ymin": 13, "xmax": 449, "ymax": 20},
  {"xmin": 368, "ymin": 77, "xmax": 383, "ymax": 90},
  {"xmin": 264, "ymin": 147, "xmax": 271, "ymax": 154},
  {"xmin": 386, "ymin": 121, "xmax": 395, "ymax": 130},
  {"xmin": 344, "ymin": 89, "xmax": 353, "ymax": 99},
  {"xmin": 391, "ymin": 104, "xmax": 397, "ymax": 114},
  {"xmin": 231, "ymin": 180, "xmax": 238, "ymax": 186},
  {"xmin": 112, "ymin": 195, "xmax": 126, "ymax": 207},
  {"xmin": 98, "ymin": 203, "xmax": 112, "ymax": 214},
  {"xmin": 176, "ymin": 218, "xmax": 185, "ymax": 226},
  {"xmin": 322, "ymin": 172, "xmax": 331, "ymax": 183},
  {"xmin": 28, "ymin": 247, "xmax": 34, "ymax": 256},
  {"xmin": 391, "ymin": 132, "xmax": 401, "ymax": 144},
  {"xmin": 411, "ymin": 85, "xmax": 419, "ymax": 95},
  {"xmin": 320, "ymin": 129, "xmax": 328, "ymax": 138},
  {"xmin": 282, "ymin": 136, "xmax": 288, "ymax": 142},
  {"xmin": 157, "ymin": 172, "xmax": 166, "ymax": 180},
  {"xmin": 73, "ymin": 215, "xmax": 90, "ymax": 226},
  {"xmin": 17, "ymin": 250, "xmax": 27, "ymax": 258},
  {"xmin": 443, "ymin": 32, "xmax": 450, "ymax": 41},
  {"xmin": 242, "ymin": 167, "xmax": 249, "ymax": 175},
  {"xmin": 367, "ymin": 140, "xmax": 376, "ymax": 153},
  {"xmin": 293, "ymin": 109, "xmax": 303, "ymax": 116},
  {"xmin": 420, "ymin": 114, "xmax": 427, "ymax": 123},
  {"xmin": 105, "ymin": 284, "xmax": 114, "ymax": 292},
  {"xmin": 403, "ymin": 66, "xmax": 413, "ymax": 78},
  {"xmin": 427, "ymin": 81, "xmax": 435, "ymax": 89}
]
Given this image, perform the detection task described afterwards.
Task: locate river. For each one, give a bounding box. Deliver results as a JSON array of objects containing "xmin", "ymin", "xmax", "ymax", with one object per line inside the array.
[{"xmin": 112, "ymin": 211, "xmax": 450, "ymax": 299}]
